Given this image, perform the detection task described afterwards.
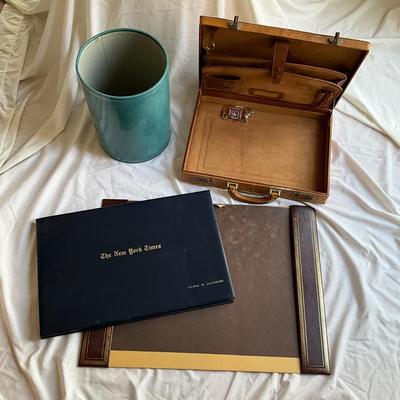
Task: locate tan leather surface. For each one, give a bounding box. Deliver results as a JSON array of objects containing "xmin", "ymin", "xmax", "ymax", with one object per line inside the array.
[
  {"xmin": 184, "ymin": 95, "xmax": 329, "ymax": 193},
  {"xmin": 111, "ymin": 205, "xmax": 299, "ymax": 358},
  {"xmin": 203, "ymin": 66, "xmax": 342, "ymax": 107},
  {"xmin": 271, "ymin": 40, "xmax": 289, "ymax": 84},
  {"xmin": 204, "ymin": 55, "xmax": 347, "ymax": 85},
  {"xmin": 228, "ymin": 184, "xmax": 279, "ymax": 204},
  {"xmin": 200, "ymin": 16, "xmax": 369, "ymax": 108}
]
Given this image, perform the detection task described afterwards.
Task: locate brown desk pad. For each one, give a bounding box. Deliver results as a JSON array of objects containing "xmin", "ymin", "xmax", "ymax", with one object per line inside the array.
[{"xmin": 79, "ymin": 200, "xmax": 329, "ymax": 374}]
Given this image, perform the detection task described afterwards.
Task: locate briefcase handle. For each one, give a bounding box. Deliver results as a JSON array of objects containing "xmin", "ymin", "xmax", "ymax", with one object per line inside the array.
[{"xmin": 228, "ymin": 183, "xmax": 279, "ymax": 204}]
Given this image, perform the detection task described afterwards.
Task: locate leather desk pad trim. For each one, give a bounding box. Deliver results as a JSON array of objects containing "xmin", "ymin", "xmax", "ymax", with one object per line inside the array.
[
  {"xmin": 291, "ymin": 206, "xmax": 330, "ymax": 374},
  {"xmin": 79, "ymin": 200, "xmax": 330, "ymax": 374}
]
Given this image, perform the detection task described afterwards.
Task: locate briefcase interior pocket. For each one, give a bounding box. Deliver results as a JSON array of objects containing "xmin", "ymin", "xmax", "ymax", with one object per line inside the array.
[
  {"xmin": 203, "ymin": 66, "xmax": 342, "ymax": 107},
  {"xmin": 203, "ymin": 54, "xmax": 347, "ymax": 86}
]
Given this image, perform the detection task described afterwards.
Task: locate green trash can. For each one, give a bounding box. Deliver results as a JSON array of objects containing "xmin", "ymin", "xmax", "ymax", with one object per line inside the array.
[{"xmin": 76, "ymin": 28, "xmax": 170, "ymax": 163}]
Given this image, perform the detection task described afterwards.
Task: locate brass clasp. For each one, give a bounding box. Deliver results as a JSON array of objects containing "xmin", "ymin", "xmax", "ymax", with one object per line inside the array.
[
  {"xmin": 221, "ymin": 105, "xmax": 254, "ymax": 123},
  {"xmin": 269, "ymin": 188, "xmax": 281, "ymax": 197}
]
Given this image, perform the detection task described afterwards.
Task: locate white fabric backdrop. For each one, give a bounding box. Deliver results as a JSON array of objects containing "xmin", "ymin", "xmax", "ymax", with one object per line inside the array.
[{"xmin": 0, "ymin": 1, "xmax": 399, "ymax": 399}]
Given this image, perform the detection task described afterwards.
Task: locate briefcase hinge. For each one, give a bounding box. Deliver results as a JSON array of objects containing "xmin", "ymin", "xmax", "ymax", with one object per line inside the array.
[
  {"xmin": 228, "ymin": 16, "xmax": 241, "ymax": 30},
  {"xmin": 328, "ymin": 32, "xmax": 342, "ymax": 46}
]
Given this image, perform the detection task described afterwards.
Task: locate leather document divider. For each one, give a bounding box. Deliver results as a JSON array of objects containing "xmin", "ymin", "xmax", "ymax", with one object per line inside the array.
[
  {"xmin": 203, "ymin": 55, "xmax": 348, "ymax": 85},
  {"xmin": 80, "ymin": 200, "xmax": 330, "ymax": 374},
  {"xmin": 202, "ymin": 66, "xmax": 342, "ymax": 106},
  {"xmin": 36, "ymin": 191, "xmax": 234, "ymax": 338},
  {"xmin": 181, "ymin": 16, "xmax": 370, "ymax": 204}
]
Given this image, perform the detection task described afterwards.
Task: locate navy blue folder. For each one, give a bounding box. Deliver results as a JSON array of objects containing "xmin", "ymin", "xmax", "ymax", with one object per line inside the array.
[{"xmin": 36, "ymin": 191, "xmax": 234, "ymax": 338}]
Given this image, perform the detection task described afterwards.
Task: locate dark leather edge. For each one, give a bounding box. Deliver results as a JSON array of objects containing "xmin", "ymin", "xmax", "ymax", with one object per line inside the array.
[
  {"xmin": 102, "ymin": 199, "xmax": 130, "ymax": 207},
  {"xmin": 290, "ymin": 206, "xmax": 330, "ymax": 374},
  {"xmin": 78, "ymin": 326, "xmax": 113, "ymax": 367}
]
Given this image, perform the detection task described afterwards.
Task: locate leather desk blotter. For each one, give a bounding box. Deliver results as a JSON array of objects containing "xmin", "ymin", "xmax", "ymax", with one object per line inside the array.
[{"xmin": 79, "ymin": 200, "xmax": 330, "ymax": 374}]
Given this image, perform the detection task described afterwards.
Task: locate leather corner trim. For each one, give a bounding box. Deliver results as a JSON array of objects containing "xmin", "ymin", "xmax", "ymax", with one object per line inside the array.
[{"xmin": 79, "ymin": 326, "xmax": 113, "ymax": 367}]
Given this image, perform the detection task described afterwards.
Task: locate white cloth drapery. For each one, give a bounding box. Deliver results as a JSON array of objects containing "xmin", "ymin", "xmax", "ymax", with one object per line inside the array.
[{"xmin": 0, "ymin": 1, "xmax": 399, "ymax": 399}]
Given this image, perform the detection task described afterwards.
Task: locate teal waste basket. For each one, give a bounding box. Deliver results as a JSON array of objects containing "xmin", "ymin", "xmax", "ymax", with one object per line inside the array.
[{"xmin": 76, "ymin": 28, "xmax": 170, "ymax": 162}]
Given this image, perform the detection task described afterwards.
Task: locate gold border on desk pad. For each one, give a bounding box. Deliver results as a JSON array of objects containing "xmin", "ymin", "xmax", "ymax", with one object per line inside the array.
[
  {"xmin": 310, "ymin": 210, "xmax": 330, "ymax": 371},
  {"xmin": 109, "ymin": 350, "xmax": 301, "ymax": 373},
  {"xmin": 292, "ymin": 209, "xmax": 308, "ymax": 368}
]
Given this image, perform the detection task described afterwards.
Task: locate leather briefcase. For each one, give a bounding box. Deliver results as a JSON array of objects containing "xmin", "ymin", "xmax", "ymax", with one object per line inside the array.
[{"xmin": 181, "ymin": 16, "xmax": 370, "ymax": 204}]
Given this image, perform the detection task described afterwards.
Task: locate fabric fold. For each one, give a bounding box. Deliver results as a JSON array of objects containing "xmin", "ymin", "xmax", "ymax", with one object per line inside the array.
[
  {"xmin": 0, "ymin": 4, "xmax": 30, "ymax": 170},
  {"xmin": 6, "ymin": 0, "xmax": 50, "ymax": 15}
]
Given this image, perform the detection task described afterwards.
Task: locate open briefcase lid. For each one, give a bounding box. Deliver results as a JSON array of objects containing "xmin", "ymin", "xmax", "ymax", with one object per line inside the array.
[{"xmin": 199, "ymin": 16, "xmax": 370, "ymax": 109}]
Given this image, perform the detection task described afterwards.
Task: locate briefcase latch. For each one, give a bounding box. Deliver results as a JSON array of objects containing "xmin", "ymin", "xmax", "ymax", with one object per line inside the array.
[
  {"xmin": 269, "ymin": 188, "xmax": 281, "ymax": 197},
  {"xmin": 221, "ymin": 105, "xmax": 254, "ymax": 123}
]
